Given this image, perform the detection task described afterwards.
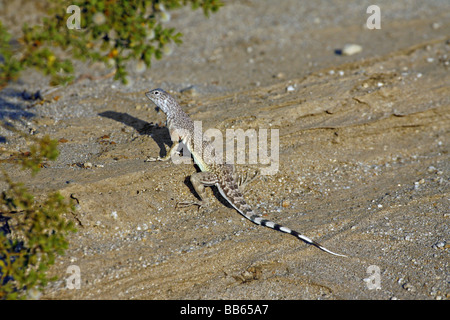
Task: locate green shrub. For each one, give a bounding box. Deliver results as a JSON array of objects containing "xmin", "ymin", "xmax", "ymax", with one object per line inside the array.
[
  {"xmin": 0, "ymin": 0, "xmax": 222, "ymax": 89},
  {"xmin": 0, "ymin": 124, "xmax": 76, "ymax": 300}
]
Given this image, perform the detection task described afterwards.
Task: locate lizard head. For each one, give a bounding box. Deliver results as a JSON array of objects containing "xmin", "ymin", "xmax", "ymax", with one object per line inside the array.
[{"xmin": 145, "ymin": 88, "xmax": 175, "ymax": 115}]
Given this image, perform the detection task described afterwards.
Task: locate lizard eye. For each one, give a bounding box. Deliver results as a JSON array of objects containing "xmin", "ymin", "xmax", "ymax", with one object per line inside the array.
[{"xmin": 154, "ymin": 91, "xmax": 159, "ymax": 95}]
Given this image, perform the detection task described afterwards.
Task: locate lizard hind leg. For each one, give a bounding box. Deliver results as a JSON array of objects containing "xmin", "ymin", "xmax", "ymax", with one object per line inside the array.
[
  {"xmin": 235, "ymin": 168, "xmax": 260, "ymax": 192},
  {"xmin": 176, "ymin": 171, "xmax": 218, "ymax": 210}
]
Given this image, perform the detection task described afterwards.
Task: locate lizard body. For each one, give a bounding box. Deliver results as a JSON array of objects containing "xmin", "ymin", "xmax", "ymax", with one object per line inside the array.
[{"xmin": 145, "ymin": 88, "xmax": 346, "ymax": 257}]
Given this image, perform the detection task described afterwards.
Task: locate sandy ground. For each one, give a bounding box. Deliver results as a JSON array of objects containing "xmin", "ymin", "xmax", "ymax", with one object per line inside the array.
[{"xmin": 0, "ymin": 0, "xmax": 449, "ymax": 300}]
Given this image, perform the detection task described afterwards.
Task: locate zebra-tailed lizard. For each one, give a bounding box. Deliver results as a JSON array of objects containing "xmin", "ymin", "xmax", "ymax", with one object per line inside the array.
[{"xmin": 145, "ymin": 88, "xmax": 346, "ymax": 257}]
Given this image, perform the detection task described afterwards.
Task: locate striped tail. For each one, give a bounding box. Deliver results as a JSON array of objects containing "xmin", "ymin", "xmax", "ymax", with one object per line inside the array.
[
  {"xmin": 247, "ymin": 213, "xmax": 347, "ymax": 257},
  {"xmin": 216, "ymin": 178, "xmax": 347, "ymax": 257}
]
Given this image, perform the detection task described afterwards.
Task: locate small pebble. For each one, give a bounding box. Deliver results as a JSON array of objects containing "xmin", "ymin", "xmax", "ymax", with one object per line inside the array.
[
  {"xmin": 414, "ymin": 178, "xmax": 425, "ymax": 189},
  {"xmin": 402, "ymin": 282, "xmax": 416, "ymax": 292},
  {"xmin": 281, "ymin": 200, "xmax": 291, "ymax": 208},
  {"xmin": 286, "ymin": 85, "xmax": 296, "ymax": 92},
  {"xmin": 341, "ymin": 44, "xmax": 363, "ymax": 56},
  {"xmin": 431, "ymin": 22, "xmax": 441, "ymax": 30},
  {"xmin": 83, "ymin": 162, "xmax": 93, "ymax": 169},
  {"xmin": 432, "ymin": 241, "xmax": 446, "ymax": 249}
]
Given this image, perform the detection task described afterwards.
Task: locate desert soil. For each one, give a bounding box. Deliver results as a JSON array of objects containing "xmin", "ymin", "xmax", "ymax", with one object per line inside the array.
[{"xmin": 0, "ymin": 0, "xmax": 449, "ymax": 300}]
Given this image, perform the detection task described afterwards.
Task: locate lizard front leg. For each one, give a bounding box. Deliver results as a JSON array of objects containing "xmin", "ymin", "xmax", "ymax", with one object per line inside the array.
[
  {"xmin": 146, "ymin": 127, "xmax": 186, "ymax": 162},
  {"xmin": 146, "ymin": 141, "xmax": 180, "ymax": 162}
]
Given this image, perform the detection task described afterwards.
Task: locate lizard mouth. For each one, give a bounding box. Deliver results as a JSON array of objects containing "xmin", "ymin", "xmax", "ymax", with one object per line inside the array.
[{"xmin": 145, "ymin": 91, "xmax": 159, "ymax": 112}]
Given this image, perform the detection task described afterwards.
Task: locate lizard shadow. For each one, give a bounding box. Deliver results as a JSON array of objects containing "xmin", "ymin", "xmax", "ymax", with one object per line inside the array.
[{"xmin": 98, "ymin": 110, "xmax": 172, "ymax": 158}]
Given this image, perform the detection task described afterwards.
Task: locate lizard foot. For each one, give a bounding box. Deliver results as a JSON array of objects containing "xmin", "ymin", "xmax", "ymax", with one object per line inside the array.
[
  {"xmin": 145, "ymin": 156, "xmax": 162, "ymax": 162},
  {"xmin": 176, "ymin": 200, "xmax": 210, "ymax": 212}
]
